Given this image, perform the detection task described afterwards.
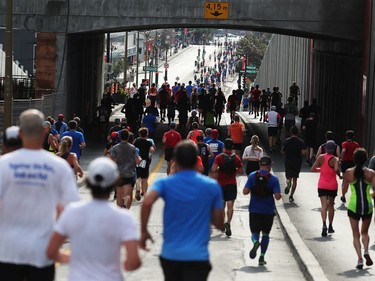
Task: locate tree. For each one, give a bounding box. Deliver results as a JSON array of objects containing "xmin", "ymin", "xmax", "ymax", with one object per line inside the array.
[
  {"xmin": 191, "ymin": 28, "xmax": 215, "ymax": 44},
  {"xmin": 237, "ymin": 33, "xmax": 271, "ymax": 68},
  {"xmin": 112, "ymin": 59, "xmax": 124, "ymax": 77}
]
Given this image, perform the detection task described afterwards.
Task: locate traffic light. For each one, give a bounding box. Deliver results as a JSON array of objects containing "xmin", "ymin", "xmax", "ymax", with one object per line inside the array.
[{"xmin": 142, "ymin": 79, "xmax": 149, "ymax": 86}]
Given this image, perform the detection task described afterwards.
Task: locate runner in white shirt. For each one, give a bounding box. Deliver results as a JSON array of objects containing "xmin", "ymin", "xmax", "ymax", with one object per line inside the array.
[
  {"xmin": 265, "ymin": 105, "xmax": 281, "ymax": 153},
  {"xmin": 0, "ymin": 109, "xmax": 79, "ymax": 280},
  {"xmin": 47, "ymin": 157, "xmax": 141, "ymax": 281}
]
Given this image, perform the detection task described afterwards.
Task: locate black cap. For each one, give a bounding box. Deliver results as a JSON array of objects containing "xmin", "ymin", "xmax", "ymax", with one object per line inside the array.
[{"xmin": 259, "ymin": 156, "xmax": 272, "ymax": 166}]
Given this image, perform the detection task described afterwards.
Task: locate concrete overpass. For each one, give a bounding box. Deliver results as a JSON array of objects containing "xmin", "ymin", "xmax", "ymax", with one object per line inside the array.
[{"xmin": 0, "ymin": 0, "xmax": 364, "ymax": 41}]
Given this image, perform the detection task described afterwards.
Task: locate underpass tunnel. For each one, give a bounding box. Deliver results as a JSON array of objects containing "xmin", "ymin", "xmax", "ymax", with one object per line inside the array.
[{"xmin": 52, "ymin": 28, "xmax": 365, "ymax": 147}]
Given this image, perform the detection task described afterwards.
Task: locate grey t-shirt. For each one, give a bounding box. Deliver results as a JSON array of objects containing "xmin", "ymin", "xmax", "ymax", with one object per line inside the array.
[{"xmin": 110, "ymin": 141, "xmax": 136, "ymax": 178}]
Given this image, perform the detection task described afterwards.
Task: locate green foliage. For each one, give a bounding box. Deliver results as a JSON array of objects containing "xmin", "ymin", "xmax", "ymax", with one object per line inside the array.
[
  {"xmin": 192, "ymin": 28, "xmax": 215, "ymax": 43},
  {"xmin": 112, "ymin": 59, "xmax": 124, "ymax": 76},
  {"xmin": 237, "ymin": 33, "xmax": 271, "ymax": 67}
]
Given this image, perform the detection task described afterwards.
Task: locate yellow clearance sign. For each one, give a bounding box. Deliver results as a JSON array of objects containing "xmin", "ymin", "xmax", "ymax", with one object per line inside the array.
[{"xmin": 204, "ymin": 2, "xmax": 229, "ymax": 20}]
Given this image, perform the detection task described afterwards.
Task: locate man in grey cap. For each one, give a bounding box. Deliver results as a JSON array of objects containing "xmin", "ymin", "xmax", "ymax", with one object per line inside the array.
[
  {"xmin": 243, "ymin": 156, "xmax": 281, "ymax": 266},
  {"xmin": 0, "ymin": 109, "xmax": 79, "ymax": 280}
]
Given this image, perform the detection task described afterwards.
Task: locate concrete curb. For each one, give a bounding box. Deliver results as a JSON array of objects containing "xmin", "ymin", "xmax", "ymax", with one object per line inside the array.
[
  {"xmin": 236, "ymin": 111, "xmax": 330, "ymax": 281},
  {"xmin": 276, "ymin": 202, "xmax": 330, "ymax": 281}
]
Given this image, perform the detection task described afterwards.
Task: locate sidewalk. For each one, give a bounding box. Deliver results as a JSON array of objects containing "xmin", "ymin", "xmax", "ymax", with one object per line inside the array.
[{"xmin": 236, "ymin": 111, "xmax": 375, "ymax": 281}]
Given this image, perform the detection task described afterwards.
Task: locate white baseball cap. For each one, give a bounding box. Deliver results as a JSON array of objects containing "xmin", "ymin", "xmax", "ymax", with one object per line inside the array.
[{"xmin": 87, "ymin": 157, "xmax": 119, "ymax": 188}]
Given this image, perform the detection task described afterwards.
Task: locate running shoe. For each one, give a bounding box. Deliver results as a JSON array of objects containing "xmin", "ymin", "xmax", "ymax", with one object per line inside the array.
[
  {"xmin": 321, "ymin": 226, "xmax": 327, "ymax": 237},
  {"xmin": 249, "ymin": 241, "xmax": 260, "ymax": 259},
  {"xmin": 224, "ymin": 222, "xmax": 232, "ymax": 237},
  {"xmin": 340, "ymin": 195, "xmax": 346, "ymax": 203},
  {"xmin": 328, "ymin": 225, "xmax": 335, "ymax": 234},
  {"xmin": 364, "ymin": 251, "xmax": 373, "ymax": 266},
  {"xmin": 356, "ymin": 259, "xmax": 364, "ymax": 270},
  {"xmin": 289, "ymin": 196, "xmax": 294, "ymax": 203},
  {"xmin": 135, "ymin": 190, "xmax": 141, "ymax": 201},
  {"xmin": 258, "ymin": 256, "xmax": 267, "ymax": 266},
  {"xmin": 285, "ymin": 179, "xmax": 291, "ymax": 195}
]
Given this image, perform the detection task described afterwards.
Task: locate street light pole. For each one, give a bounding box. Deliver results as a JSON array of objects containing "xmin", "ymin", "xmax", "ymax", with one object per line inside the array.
[
  {"xmin": 164, "ymin": 34, "xmax": 170, "ymax": 82},
  {"xmin": 155, "ymin": 31, "xmax": 159, "ymax": 87},
  {"xmin": 4, "ymin": 0, "xmax": 13, "ymax": 128},
  {"xmin": 124, "ymin": 31, "xmax": 128, "ymax": 87},
  {"xmin": 164, "ymin": 48, "xmax": 168, "ymax": 82},
  {"xmin": 136, "ymin": 31, "xmax": 140, "ymax": 87}
]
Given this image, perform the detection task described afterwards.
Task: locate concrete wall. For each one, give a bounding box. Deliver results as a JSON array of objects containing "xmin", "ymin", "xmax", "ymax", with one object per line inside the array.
[
  {"xmin": 0, "ymin": 0, "xmax": 364, "ymax": 41},
  {"xmin": 256, "ymin": 35, "xmax": 364, "ymax": 145},
  {"xmin": 365, "ymin": 0, "xmax": 375, "ymax": 154},
  {"xmin": 312, "ymin": 40, "xmax": 363, "ymax": 143},
  {"xmin": 255, "ymin": 34, "xmax": 311, "ymax": 109}
]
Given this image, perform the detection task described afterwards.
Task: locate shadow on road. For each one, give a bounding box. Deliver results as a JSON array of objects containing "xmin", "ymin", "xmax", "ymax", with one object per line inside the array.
[
  {"xmin": 337, "ymin": 268, "xmax": 374, "ymax": 278},
  {"xmin": 233, "ymin": 265, "xmax": 271, "ymax": 273}
]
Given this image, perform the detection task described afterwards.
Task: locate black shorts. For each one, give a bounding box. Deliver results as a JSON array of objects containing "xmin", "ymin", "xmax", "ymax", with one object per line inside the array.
[
  {"xmin": 285, "ymin": 119, "xmax": 295, "ymax": 131},
  {"xmin": 285, "ymin": 163, "xmax": 301, "ymax": 178},
  {"xmin": 305, "ymin": 138, "xmax": 316, "ymax": 148},
  {"xmin": 249, "ymin": 212, "xmax": 275, "ymax": 234},
  {"xmin": 246, "ymin": 161, "xmax": 260, "ymax": 175},
  {"xmin": 117, "ymin": 176, "xmax": 135, "ymax": 187},
  {"xmin": 136, "ymin": 165, "xmax": 150, "ymax": 179},
  {"xmin": 318, "ymin": 188, "xmax": 337, "ymax": 198},
  {"xmin": 252, "ymin": 101, "xmax": 260, "ymax": 108},
  {"xmin": 268, "ymin": 127, "xmax": 278, "ymax": 137},
  {"xmin": 341, "ymin": 160, "xmax": 355, "ymax": 173},
  {"xmin": 164, "ymin": 147, "xmax": 174, "ymax": 162},
  {"xmin": 347, "ymin": 210, "xmax": 373, "ymax": 221},
  {"xmin": 221, "ymin": 184, "xmax": 237, "ymax": 202},
  {"xmin": 160, "ymin": 257, "xmax": 211, "ymax": 281},
  {"xmin": 233, "ymin": 143, "xmax": 243, "ymax": 151},
  {"xmin": 0, "ymin": 262, "xmax": 55, "ymax": 281}
]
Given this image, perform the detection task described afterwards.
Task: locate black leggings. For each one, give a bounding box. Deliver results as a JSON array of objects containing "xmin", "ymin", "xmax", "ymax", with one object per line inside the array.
[
  {"xmin": 0, "ymin": 262, "xmax": 55, "ymax": 281},
  {"xmin": 160, "ymin": 257, "xmax": 212, "ymax": 281}
]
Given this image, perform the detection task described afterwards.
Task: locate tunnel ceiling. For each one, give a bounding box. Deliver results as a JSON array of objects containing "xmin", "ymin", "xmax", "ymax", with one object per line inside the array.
[{"xmin": 0, "ymin": 0, "xmax": 365, "ymax": 42}]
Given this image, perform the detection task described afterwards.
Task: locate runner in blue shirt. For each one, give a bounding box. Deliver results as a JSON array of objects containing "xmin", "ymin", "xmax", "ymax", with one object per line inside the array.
[
  {"xmin": 140, "ymin": 141, "xmax": 223, "ymax": 281},
  {"xmin": 243, "ymin": 156, "xmax": 281, "ymax": 266},
  {"xmin": 60, "ymin": 120, "xmax": 86, "ymax": 160},
  {"xmin": 206, "ymin": 129, "xmax": 224, "ymax": 169}
]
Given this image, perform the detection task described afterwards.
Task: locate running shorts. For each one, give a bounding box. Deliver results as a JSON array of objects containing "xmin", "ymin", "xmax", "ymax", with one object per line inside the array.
[{"xmin": 318, "ymin": 188, "xmax": 337, "ymax": 198}]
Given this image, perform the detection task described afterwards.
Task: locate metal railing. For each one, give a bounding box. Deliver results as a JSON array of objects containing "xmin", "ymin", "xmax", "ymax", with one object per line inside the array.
[{"xmin": 0, "ymin": 76, "xmax": 36, "ymax": 100}]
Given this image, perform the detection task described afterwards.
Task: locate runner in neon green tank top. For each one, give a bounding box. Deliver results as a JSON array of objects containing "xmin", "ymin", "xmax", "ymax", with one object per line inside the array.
[{"xmin": 342, "ymin": 148, "xmax": 375, "ymax": 270}]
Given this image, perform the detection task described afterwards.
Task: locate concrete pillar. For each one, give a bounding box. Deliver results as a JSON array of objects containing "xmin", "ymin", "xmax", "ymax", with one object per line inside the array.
[{"xmin": 65, "ymin": 33, "xmax": 104, "ymax": 128}]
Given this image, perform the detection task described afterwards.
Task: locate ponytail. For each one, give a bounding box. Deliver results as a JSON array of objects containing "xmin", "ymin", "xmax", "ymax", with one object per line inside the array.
[
  {"xmin": 59, "ymin": 136, "xmax": 72, "ymax": 155},
  {"xmin": 353, "ymin": 148, "xmax": 367, "ymax": 180}
]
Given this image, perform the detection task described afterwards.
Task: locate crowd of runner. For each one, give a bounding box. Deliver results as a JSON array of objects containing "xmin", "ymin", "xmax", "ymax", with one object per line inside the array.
[{"xmin": 0, "ymin": 40, "xmax": 374, "ymax": 280}]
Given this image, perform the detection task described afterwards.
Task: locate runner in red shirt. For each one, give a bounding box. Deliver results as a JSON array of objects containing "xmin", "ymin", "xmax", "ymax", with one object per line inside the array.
[
  {"xmin": 251, "ymin": 85, "xmax": 262, "ymax": 118},
  {"xmin": 187, "ymin": 122, "xmax": 204, "ymax": 144},
  {"xmin": 162, "ymin": 122, "xmax": 182, "ymax": 175},
  {"xmin": 340, "ymin": 130, "xmax": 360, "ymax": 203},
  {"xmin": 211, "ymin": 138, "xmax": 243, "ymax": 237}
]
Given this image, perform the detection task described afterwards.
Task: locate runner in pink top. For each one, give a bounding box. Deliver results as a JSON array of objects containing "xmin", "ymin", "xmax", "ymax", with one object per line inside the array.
[{"xmin": 311, "ymin": 141, "xmax": 341, "ymax": 237}]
